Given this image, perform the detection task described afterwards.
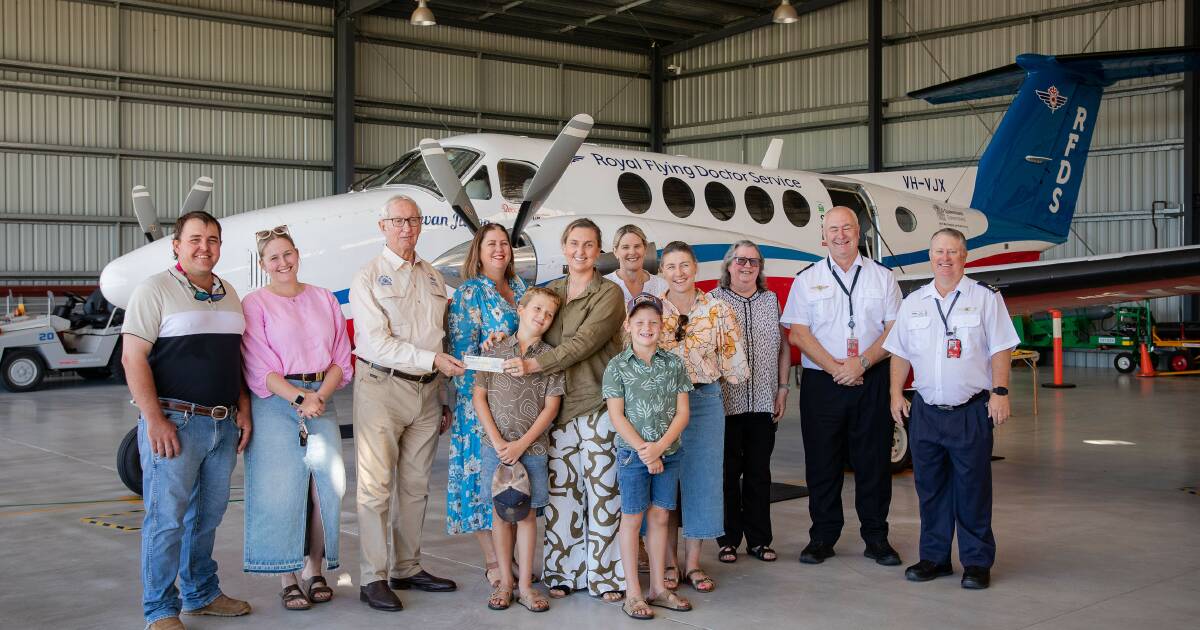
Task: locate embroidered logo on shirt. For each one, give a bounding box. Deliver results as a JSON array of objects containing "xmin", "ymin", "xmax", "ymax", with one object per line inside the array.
[
  {"xmin": 812, "ymin": 284, "xmax": 829, "ymax": 291},
  {"xmin": 378, "ymin": 274, "xmax": 393, "ymax": 286}
]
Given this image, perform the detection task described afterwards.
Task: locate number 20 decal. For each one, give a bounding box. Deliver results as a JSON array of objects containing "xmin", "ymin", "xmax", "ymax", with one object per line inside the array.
[{"xmin": 38, "ymin": 332, "xmax": 55, "ymax": 341}]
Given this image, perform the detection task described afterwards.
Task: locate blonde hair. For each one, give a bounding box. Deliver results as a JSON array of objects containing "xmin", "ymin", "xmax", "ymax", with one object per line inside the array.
[
  {"xmin": 519, "ymin": 286, "xmax": 563, "ymax": 310},
  {"xmin": 611, "ymin": 224, "xmax": 649, "ymax": 250},
  {"xmin": 560, "ymin": 217, "xmax": 602, "ymax": 245},
  {"xmin": 461, "ymin": 223, "xmax": 516, "ymax": 282}
]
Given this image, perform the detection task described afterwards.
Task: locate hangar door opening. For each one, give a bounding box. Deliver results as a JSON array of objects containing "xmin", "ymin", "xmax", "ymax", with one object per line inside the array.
[{"xmin": 821, "ymin": 180, "xmax": 881, "ymax": 262}]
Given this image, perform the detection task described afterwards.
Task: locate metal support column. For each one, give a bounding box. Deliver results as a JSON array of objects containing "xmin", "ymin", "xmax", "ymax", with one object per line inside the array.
[
  {"xmin": 333, "ymin": 5, "xmax": 356, "ymax": 194},
  {"xmin": 650, "ymin": 43, "xmax": 665, "ymax": 154},
  {"xmin": 1185, "ymin": 0, "xmax": 1200, "ymax": 318},
  {"xmin": 867, "ymin": 0, "xmax": 883, "ymax": 172}
]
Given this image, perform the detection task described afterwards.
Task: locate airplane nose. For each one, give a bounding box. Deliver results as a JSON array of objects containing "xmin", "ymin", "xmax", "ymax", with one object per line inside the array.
[
  {"xmin": 99, "ymin": 256, "xmax": 137, "ymax": 309},
  {"xmin": 100, "ymin": 238, "xmax": 172, "ymax": 308}
]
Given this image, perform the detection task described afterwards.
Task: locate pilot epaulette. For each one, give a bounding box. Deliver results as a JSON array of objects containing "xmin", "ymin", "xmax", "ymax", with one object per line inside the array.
[
  {"xmin": 978, "ymin": 281, "xmax": 1001, "ymax": 293},
  {"xmin": 795, "ymin": 262, "xmax": 815, "ymax": 276}
]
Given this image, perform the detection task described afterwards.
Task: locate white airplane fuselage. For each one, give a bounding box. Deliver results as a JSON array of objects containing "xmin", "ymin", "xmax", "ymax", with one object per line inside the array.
[{"xmin": 99, "ymin": 133, "xmax": 1057, "ymax": 313}]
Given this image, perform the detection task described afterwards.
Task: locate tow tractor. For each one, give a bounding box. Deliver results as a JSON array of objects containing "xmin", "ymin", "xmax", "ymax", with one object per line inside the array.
[{"xmin": 0, "ymin": 290, "xmax": 124, "ymax": 392}]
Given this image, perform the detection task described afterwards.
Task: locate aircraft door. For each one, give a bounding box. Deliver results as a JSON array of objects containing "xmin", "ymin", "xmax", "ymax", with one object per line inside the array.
[{"xmin": 820, "ymin": 180, "xmax": 881, "ymax": 261}]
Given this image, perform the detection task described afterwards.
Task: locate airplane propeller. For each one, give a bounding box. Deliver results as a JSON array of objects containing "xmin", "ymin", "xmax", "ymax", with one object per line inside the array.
[
  {"xmin": 511, "ymin": 113, "xmax": 593, "ymax": 246},
  {"xmin": 419, "ymin": 139, "xmax": 482, "ymax": 235},
  {"xmin": 130, "ymin": 176, "xmax": 215, "ymax": 243}
]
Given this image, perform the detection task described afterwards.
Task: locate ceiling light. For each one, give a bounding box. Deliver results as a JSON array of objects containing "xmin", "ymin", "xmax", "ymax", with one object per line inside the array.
[
  {"xmin": 773, "ymin": 0, "xmax": 799, "ymax": 24},
  {"xmin": 411, "ymin": 0, "xmax": 436, "ymax": 26}
]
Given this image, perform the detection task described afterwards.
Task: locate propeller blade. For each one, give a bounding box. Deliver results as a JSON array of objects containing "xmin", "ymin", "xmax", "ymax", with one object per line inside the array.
[
  {"xmin": 419, "ymin": 138, "xmax": 481, "ymax": 234},
  {"xmin": 511, "ymin": 113, "xmax": 593, "ymax": 245},
  {"xmin": 180, "ymin": 176, "xmax": 214, "ymax": 214},
  {"xmin": 131, "ymin": 185, "xmax": 164, "ymax": 243}
]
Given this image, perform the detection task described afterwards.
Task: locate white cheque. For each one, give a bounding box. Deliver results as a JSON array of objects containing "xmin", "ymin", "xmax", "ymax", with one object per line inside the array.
[{"xmin": 464, "ymin": 355, "xmax": 505, "ymax": 373}]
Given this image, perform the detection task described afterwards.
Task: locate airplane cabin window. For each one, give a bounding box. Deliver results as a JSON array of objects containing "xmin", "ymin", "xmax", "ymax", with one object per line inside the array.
[
  {"xmin": 782, "ymin": 190, "xmax": 811, "ymax": 227},
  {"xmin": 895, "ymin": 206, "xmax": 917, "ymax": 232},
  {"xmin": 389, "ymin": 148, "xmax": 480, "ymax": 195},
  {"xmin": 352, "ymin": 149, "xmax": 418, "ymax": 191},
  {"xmin": 745, "ymin": 186, "xmax": 774, "ymax": 224},
  {"xmin": 663, "ymin": 177, "xmax": 694, "ymax": 218},
  {"xmin": 618, "ymin": 172, "xmax": 652, "ymax": 214},
  {"xmin": 498, "ymin": 160, "xmax": 538, "ymax": 203},
  {"xmin": 705, "ymin": 182, "xmax": 735, "ymax": 221},
  {"xmin": 465, "ymin": 166, "xmax": 492, "ymax": 200}
]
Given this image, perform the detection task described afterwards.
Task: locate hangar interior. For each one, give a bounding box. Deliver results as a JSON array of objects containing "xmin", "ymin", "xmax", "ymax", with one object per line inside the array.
[{"xmin": 2, "ymin": 1, "xmax": 1200, "ymax": 629}]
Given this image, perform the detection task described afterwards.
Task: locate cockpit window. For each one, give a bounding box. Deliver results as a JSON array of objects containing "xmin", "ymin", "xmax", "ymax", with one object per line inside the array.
[{"xmin": 352, "ymin": 148, "xmax": 480, "ymax": 194}]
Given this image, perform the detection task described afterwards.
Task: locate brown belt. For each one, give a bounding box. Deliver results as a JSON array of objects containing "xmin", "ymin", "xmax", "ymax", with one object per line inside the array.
[
  {"xmin": 358, "ymin": 359, "xmax": 437, "ymax": 384},
  {"xmin": 158, "ymin": 399, "xmax": 236, "ymax": 420},
  {"xmin": 285, "ymin": 371, "xmax": 325, "ymax": 383}
]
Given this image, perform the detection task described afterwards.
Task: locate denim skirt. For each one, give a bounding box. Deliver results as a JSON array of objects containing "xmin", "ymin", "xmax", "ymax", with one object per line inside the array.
[
  {"xmin": 680, "ymin": 381, "xmax": 726, "ymax": 539},
  {"xmin": 244, "ymin": 379, "xmax": 346, "ymax": 573}
]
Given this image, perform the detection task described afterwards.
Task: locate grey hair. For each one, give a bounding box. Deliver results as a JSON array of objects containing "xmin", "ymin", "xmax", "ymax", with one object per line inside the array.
[
  {"xmin": 719, "ymin": 240, "xmax": 767, "ymax": 292},
  {"xmin": 930, "ymin": 227, "xmax": 968, "ymax": 249},
  {"xmin": 379, "ymin": 194, "xmax": 419, "ymax": 219}
]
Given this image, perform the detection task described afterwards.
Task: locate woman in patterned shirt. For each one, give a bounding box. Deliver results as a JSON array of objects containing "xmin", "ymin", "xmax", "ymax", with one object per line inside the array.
[
  {"xmin": 657, "ymin": 241, "xmax": 750, "ymax": 593},
  {"xmin": 447, "ymin": 224, "xmax": 526, "ymax": 587},
  {"xmin": 708, "ymin": 241, "xmax": 790, "ymax": 564}
]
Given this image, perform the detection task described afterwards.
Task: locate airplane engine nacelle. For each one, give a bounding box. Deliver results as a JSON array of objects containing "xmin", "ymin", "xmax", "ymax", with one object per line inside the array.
[{"xmin": 431, "ymin": 239, "xmax": 538, "ymax": 290}]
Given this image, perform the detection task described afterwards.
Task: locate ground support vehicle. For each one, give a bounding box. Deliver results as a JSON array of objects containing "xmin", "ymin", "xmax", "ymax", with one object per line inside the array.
[{"xmin": 0, "ymin": 291, "xmax": 124, "ymax": 392}]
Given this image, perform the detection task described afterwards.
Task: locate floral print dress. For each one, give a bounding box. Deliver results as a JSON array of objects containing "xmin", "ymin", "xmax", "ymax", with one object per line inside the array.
[{"xmin": 446, "ymin": 274, "xmax": 526, "ymax": 534}]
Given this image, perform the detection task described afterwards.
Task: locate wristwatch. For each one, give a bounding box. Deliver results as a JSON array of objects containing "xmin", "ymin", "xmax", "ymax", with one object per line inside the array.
[
  {"xmin": 859, "ymin": 355, "xmax": 871, "ymax": 370},
  {"xmin": 778, "ymin": 383, "xmax": 791, "ymax": 391},
  {"xmin": 990, "ymin": 386, "xmax": 1009, "ymax": 396},
  {"xmin": 292, "ymin": 393, "xmax": 306, "ymax": 407}
]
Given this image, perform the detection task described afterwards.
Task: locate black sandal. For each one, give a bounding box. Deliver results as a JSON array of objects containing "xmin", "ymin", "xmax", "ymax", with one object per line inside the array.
[
  {"xmin": 280, "ymin": 584, "xmax": 311, "ymax": 611},
  {"xmin": 747, "ymin": 545, "xmax": 778, "ymax": 562},
  {"xmin": 718, "ymin": 545, "xmax": 738, "ymax": 563},
  {"xmin": 547, "ymin": 584, "xmax": 572, "ymax": 599}
]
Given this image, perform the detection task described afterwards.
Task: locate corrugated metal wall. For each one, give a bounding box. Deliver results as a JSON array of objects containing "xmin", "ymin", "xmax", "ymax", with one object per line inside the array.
[
  {"xmin": 0, "ymin": 0, "xmax": 649, "ymax": 284},
  {"xmin": 665, "ymin": 0, "xmax": 1189, "ymax": 368}
]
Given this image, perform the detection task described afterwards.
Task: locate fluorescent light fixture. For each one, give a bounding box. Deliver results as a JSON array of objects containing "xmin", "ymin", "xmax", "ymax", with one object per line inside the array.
[
  {"xmin": 1083, "ymin": 440, "xmax": 1136, "ymax": 446},
  {"xmin": 411, "ymin": 0, "xmax": 436, "ymax": 26},
  {"xmin": 774, "ymin": 0, "xmax": 799, "ymax": 24}
]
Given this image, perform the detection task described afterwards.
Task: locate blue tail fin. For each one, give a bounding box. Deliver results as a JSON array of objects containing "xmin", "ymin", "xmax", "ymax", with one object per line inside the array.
[{"xmin": 910, "ymin": 47, "xmax": 1200, "ymax": 243}]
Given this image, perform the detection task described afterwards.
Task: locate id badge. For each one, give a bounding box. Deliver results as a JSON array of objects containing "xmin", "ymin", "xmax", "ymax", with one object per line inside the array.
[
  {"xmin": 946, "ymin": 337, "xmax": 962, "ymax": 359},
  {"xmin": 846, "ymin": 337, "xmax": 859, "ymax": 358}
]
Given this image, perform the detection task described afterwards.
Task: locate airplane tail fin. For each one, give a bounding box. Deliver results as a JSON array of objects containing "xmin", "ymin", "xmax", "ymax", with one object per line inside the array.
[{"xmin": 910, "ymin": 46, "xmax": 1200, "ymax": 242}]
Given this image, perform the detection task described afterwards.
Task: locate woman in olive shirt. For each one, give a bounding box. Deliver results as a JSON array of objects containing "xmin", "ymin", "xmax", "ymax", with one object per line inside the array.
[{"xmin": 500, "ymin": 218, "xmax": 627, "ymax": 601}]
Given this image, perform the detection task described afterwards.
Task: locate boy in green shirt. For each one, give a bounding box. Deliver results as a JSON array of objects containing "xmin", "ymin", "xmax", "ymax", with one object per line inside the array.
[{"xmin": 602, "ymin": 293, "xmax": 693, "ymax": 620}]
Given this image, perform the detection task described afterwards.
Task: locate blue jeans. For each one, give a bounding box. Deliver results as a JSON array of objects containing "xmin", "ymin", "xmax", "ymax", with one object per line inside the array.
[
  {"xmin": 680, "ymin": 382, "xmax": 726, "ymax": 539},
  {"xmin": 244, "ymin": 380, "xmax": 345, "ymax": 573},
  {"xmin": 617, "ymin": 447, "xmax": 681, "ymax": 514},
  {"xmin": 139, "ymin": 406, "xmax": 239, "ymax": 624}
]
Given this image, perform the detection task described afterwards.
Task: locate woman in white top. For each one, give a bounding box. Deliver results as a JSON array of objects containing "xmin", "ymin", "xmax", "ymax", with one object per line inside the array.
[{"xmin": 605, "ymin": 225, "xmax": 668, "ymax": 303}]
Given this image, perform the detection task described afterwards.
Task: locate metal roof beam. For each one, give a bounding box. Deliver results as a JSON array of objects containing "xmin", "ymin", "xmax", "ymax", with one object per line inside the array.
[
  {"xmin": 340, "ymin": 0, "xmax": 393, "ymax": 17},
  {"xmin": 662, "ymin": 0, "xmax": 849, "ymax": 55}
]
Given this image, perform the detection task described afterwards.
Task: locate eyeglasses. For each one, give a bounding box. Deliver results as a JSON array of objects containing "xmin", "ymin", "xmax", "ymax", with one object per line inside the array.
[
  {"xmin": 674, "ymin": 314, "xmax": 689, "ymax": 342},
  {"xmin": 732, "ymin": 256, "xmax": 762, "ymax": 267},
  {"xmin": 383, "ymin": 216, "xmax": 422, "ymax": 229},
  {"xmin": 255, "ymin": 225, "xmax": 290, "ymax": 242}
]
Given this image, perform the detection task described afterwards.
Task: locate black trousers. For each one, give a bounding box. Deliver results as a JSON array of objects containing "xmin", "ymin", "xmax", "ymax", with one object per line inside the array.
[
  {"xmin": 799, "ymin": 364, "xmax": 893, "ymax": 545},
  {"xmin": 718, "ymin": 412, "xmax": 777, "ymax": 550}
]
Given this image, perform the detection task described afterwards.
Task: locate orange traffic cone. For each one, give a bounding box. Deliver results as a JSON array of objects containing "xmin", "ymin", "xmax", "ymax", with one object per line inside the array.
[{"xmin": 1136, "ymin": 342, "xmax": 1156, "ymax": 377}]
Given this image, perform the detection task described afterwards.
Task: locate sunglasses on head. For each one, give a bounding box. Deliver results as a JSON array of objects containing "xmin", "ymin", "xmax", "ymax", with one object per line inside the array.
[
  {"xmin": 732, "ymin": 256, "xmax": 761, "ymax": 268},
  {"xmin": 674, "ymin": 314, "xmax": 689, "ymax": 342},
  {"xmin": 255, "ymin": 224, "xmax": 290, "ymax": 242}
]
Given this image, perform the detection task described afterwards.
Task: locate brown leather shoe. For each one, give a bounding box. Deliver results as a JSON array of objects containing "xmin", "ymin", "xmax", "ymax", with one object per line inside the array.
[
  {"xmin": 360, "ymin": 580, "xmax": 403, "ymax": 611},
  {"xmin": 183, "ymin": 593, "xmax": 251, "ymax": 617},
  {"xmin": 147, "ymin": 618, "xmax": 185, "ymax": 630}
]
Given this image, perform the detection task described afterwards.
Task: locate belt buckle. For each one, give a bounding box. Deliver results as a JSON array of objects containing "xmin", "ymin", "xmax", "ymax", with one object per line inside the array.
[
  {"xmin": 209, "ymin": 406, "xmax": 230, "ymax": 420},
  {"xmin": 936, "ymin": 404, "xmax": 954, "ymax": 411}
]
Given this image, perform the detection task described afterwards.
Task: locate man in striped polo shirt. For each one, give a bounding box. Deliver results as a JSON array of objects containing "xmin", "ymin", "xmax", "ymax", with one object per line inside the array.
[{"xmin": 122, "ymin": 211, "xmax": 252, "ymax": 630}]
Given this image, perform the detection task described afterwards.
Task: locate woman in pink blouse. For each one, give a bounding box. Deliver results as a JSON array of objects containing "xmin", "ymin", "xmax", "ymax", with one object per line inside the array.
[{"xmin": 241, "ymin": 226, "xmax": 353, "ymax": 611}]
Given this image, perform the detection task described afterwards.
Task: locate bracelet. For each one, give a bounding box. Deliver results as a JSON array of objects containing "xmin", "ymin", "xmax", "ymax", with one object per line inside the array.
[{"xmin": 778, "ymin": 383, "xmax": 790, "ymax": 391}]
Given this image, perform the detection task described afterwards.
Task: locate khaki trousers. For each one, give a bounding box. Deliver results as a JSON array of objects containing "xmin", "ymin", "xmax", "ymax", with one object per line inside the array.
[{"xmin": 353, "ymin": 366, "xmax": 442, "ymax": 585}]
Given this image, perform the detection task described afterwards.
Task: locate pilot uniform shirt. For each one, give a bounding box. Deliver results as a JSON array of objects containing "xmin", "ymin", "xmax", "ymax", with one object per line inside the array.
[
  {"xmin": 780, "ymin": 255, "xmax": 902, "ymax": 371},
  {"xmin": 882, "ymin": 276, "xmax": 1020, "ymax": 406},
  {"xmin": 349, "ymin": 245, "xmax": 449, "ymax": 375}
]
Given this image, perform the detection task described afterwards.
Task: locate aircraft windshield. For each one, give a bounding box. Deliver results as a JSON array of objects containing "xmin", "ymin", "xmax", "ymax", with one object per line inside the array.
[{"xmin": 352, "ymin": 148, "xmax": 480, "ymax": 193}]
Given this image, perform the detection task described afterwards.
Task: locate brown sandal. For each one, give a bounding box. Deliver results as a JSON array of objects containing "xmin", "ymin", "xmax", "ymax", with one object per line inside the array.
[
  {"xmin": 517, "ymin": 589, "xmax": 550, "ymax": 613},
  {"xmin": 622, "ymin": 597, "xmax": 654, "ymax": 620},
  {"xmin": 302, "ymin": 575, "xmax": 333, "ymax": 603},
  {"xmin": 648, "ymin": 589, "xmax": 692, "ymax": 611},
  {"xmin": 685, "ymin": 569, "xmax": 715, "ymax": 592},
  {"xmin": 663, "ymin": 566, "xmax": 680, "ymax": 589},
  {"xmin": 280, "ymin": 584, "xmax": 311, "ymax": 611},
  {"xmin": 484, "ymin": 561, "xmax": 501, "ymax": 588},
  {"xmin": 487, "ymin": 586, "xmax": 513, "ymax": 610}
]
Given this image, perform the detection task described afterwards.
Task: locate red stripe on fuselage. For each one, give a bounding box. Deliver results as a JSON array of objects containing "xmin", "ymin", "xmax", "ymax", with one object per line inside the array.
[{"xmin": 967, "ymin": 251, "xmax": 1040, "ymax": 267}]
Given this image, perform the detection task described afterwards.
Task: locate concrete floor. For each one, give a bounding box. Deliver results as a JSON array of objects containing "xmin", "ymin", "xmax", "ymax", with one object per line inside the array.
[{"xmin": 1, "ymin": 366, "xmax": 1199, "ymax": 630}]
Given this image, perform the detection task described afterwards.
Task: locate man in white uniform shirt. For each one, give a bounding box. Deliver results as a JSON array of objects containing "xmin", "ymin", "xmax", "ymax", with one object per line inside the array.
[
  {"xmin": 883, "ymin": 228, "xmax": 1019, "ymax": 590},
  {"xmin": 780, "ymin": 206, "xmax": 903, "ymax": 567},
  {"xmin": 350, "ymin": 195, "xmax": 466, "ymax": 611}
]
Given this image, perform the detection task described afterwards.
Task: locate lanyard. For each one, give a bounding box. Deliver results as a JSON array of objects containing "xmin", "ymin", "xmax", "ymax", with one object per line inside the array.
[
  {"xmin": 934, "ymin": 291, "xmax": 961, "ymax": 337},
  {"xmin": 827, "ymin": 258, "xmax": 862, "ymax": 331}
]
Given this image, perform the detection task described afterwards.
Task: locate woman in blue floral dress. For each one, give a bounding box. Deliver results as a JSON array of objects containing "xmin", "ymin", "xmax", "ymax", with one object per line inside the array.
[{"xmin": 447, "ymin": 223, "xmax": 527, "ymax": 586}]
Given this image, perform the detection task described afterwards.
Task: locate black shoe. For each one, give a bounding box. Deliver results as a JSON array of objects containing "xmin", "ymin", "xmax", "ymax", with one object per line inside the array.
[
  {"xmin": 799, "ymin": 541, "xmax": 836, "ymax": 564},
  {"xmin": 904, "ymin": 560, "xmax": 953, "ymax": 582},
  {"xmin": 863, "ymin": 540, "xmax": 902, "ymax": 566},
  {"xmin": 388, "ymin": 570, "xmax": 458, "ymax": 592},
  {"xmin": 961, "ymin": 566, "xmax": 991, "ymax": 590},
  {"xmin": 360, "ymin": 580, "xmax": 403, "ymax": 611}
]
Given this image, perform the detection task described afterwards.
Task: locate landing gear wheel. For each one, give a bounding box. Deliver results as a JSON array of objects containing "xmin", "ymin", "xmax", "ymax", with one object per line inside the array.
[
  {"xmin": 1113, "ymin": 352, "xmax": 1136, "ymax": 374},
  {"xmin": 2, "ymin": 350, "xmax": 47, "ymax": 392},
  {"xmin": 117, "ymin": 427, "xmax": 143, "ymax": 496},
  {"xmin": 1168, "ymin": 352, "xmax": 1192, "ymax": 372},
  {"xmin": 891, "ymin": 418, "xmax": 911, "ymax": 473}
]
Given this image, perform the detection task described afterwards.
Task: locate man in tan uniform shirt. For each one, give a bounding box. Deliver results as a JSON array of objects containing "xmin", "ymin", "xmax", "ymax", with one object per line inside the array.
[{"xmin": 350, "ymin": 195, "xmax": 466, "ymax": 611}]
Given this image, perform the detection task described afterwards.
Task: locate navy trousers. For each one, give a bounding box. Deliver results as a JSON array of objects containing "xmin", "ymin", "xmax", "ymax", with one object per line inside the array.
[{"xmin": 909, "ymin": 393, "xmax": 996, "ymax": 568}]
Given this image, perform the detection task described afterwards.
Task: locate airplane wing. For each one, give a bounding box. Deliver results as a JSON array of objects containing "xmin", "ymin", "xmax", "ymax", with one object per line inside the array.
[{"xmin": 896, "ymin": 246, "xmax": 1200, "ymax": 315}]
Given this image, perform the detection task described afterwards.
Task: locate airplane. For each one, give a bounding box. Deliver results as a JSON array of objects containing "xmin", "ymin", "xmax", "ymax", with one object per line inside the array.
[{"xmin": 100, "ymin": 46, "xmax": 1200, "ymax": 493}]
